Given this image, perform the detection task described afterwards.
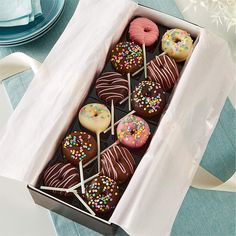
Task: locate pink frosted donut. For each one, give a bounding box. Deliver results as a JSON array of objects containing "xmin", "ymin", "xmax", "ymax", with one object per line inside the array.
[
  {"xmin": 129, "ymin": 17, "xmax": 159, "ymax": 46},
  {"xmin": 117, "ymin": 115, "xmax": 150, "ymax": 148}
]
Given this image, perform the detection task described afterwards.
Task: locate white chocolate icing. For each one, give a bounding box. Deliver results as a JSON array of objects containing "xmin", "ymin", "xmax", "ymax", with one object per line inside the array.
[
  {"xmin": 161, "ymin": 28, "xmax": 193, "ymax": 62},
  {"xmin": 78, "ymin": 103, "xmax": 111, "ymax": 134}
]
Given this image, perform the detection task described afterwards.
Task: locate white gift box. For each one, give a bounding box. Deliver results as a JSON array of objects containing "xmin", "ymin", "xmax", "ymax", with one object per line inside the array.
[{"xmin": 0, "ymin": 0, "xmax": 235, "ymax": 235}]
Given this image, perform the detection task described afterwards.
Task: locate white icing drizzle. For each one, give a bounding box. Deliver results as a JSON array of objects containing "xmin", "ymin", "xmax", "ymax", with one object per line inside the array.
[
  {"xmin": 147, "ymin": 54, "xmax": 179, "ymax": 90},
  {"xmin": 96, "ymin": 72, "xmax": 128, "ymax": 102},
  {"xmin": 44, "ymin": 163, "xmax": 80, "ymax": 190},
  {"xmin": 101, "ymin": 145, "xmax": 135, "ymax": 182}
]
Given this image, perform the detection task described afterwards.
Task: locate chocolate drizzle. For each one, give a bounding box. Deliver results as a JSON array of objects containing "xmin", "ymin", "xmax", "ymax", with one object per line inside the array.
[
  {"xmin": 43, "ymin": 163, "xmax": 80, "ymax": 196},
  {"xmin": 96, "ymin": 72, "xmax": 128, "ymax": 104},
  {"xmin": 101, "ymin": 145, "xmax": 135, "ymax": 183},
  {"xmin": 147, "ymin": 54, "xmax": 179, "ymax": 91}
]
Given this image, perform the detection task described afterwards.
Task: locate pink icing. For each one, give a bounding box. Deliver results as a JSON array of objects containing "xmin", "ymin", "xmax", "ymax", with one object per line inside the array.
[
  {"xmin": 117, "ymin": 115, "xmax": 150, "ymax": 148},
  {"xmin": 129, "ymin": 17, "xmax": 159, "ymax": 46}
]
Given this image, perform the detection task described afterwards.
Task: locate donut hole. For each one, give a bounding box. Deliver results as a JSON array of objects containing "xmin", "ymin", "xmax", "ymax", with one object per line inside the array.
[
  {"xmin": 130, "ymin": 129, "xmax": 136, "ymax": 135},
  {"xmin": 94, "ymin": 113, "xmax": 98, "ymax": 117},
  {"xmin": 144, "ymin": 28, "xmax": 150, "ymax": 32},
  {"xmin": 174, "ymin": 38, "xmax": 181, "ymax": 44},
  {"xmin": 144, "ymin": 91, "xmax": 152, "ymax": 97}
]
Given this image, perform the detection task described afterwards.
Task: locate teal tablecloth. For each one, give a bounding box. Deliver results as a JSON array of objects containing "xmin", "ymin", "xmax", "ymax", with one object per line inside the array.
[{"xmin": 1, "ymin": 0, "xmax": 235, "ymax": 235}]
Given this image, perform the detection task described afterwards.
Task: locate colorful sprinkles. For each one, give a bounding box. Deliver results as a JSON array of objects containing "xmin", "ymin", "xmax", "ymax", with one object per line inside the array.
[
  {"xmin": 161, "ymin": 29, "xmax": 193, "ymax": 62},
  {"xmin": 117, "ymin": 115, "xmax": 150, "ymax": 148},
  {"xmin": 86, "ymin": 176, "xmax": 120, "ymax": 213},
  {"xmin": 80, "ymin": 104, "xmax": 111, "ymax": 120},
  {"xmin": 62, "ymin": 131, "xmax": 94, "ymax": 161},
  {"xmin": 111, "ymin": 42, "xmax": 143, "ymax": 74},
  {"xmin": 132, "ymin": 80, "xmax": 166, "ymax": 115}
]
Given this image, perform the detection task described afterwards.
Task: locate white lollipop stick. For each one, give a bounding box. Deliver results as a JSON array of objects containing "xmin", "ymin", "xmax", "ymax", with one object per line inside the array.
[
  {"xmin": 119, "ymin": 96, "xmax": 128, "ymax": 105},
  {"xmin": 83, "ymin": 141, "xmax": 119, "ymax": 168},
  {"xmin": 40, "ymin": 186, "xmax": 70, "ymax": 192},
  {"xmin": 97, "ymin": 133, "xmax": 101, "ymax": 172},
  {"xmin": 73, "ymin": 192, "xmax": 96, "ymax": 216},
  {"xmin": 103, "ymin": 110, "xmax": 136, "ymax": 134},
  {"xmin": 79, "ymin": 161, "xmax": 85, "ymax": 194},
  {"xmin": 127, "ymin": 73, "xmax": 131, "ymax": 111},
  {"xmin": 68, "ymin": 173, "xmax": 100, "ymax": 192},
  {"xmin": 142, "ymin": 43, "xmax": 147, "ymax": 78},
  {"xmin": 111, "ymin": 100, "xmax": 115, "ymax": 135}
]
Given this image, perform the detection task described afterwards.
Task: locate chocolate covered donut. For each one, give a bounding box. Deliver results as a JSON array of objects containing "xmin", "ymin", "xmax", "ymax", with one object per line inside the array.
[
  {"xmin": 147, "ymin": 54, "xmax": 179, "ymax": 91},
  {"xmin": 101, "ymin": 145, "xmax": 135, "ymax": 183},
  {"xmin": 111, "ymin": 42, "xmax": 143, "ymax": 74},
  {"xmin": 43, "ymin": 163, "xmax": 80, "ymax": 196},
  {"xmin": 62, "ymin": 131, "xmax": 97, "ymax": 166},
  {"xmin": 96, "ymin": 72, "xmax": 128, "ymax": 104},
  {"xmin": 85, "ymin": 176, "xmax": 120, "ymax": 214},
  {"xmin": 132, "ymin": 80, "xmax": 166, "ymax": 117}
]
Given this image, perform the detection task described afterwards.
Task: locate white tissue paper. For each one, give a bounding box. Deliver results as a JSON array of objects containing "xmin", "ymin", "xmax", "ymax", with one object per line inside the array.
[{"xmin": 0, "ymin": 0, "xmax": 235, "ymax": 235}]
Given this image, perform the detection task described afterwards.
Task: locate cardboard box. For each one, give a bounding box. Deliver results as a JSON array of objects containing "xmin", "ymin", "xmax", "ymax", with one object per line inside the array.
[{"xmin": 0, "ymin": 1, "xmax": 234, "ymax": 235}]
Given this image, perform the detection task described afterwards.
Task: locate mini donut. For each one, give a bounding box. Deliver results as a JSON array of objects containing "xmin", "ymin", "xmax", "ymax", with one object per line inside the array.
[
  {"xmin": 147, "ymin": 54, "xmax": 180, "ymax": 91},
  {"xmin": 161, "ymin": 28, "xmax": 193, "ymax": 62},
  {"xmin": 129, "ymin": 17, "xmax": 159, "ymax": 46},
  {"xmin": 117, "ymin": 115, "xmax": 150, "ymax": 148},
  {"xmin": 132, "ymin": 80, "xmax": 166, "ymax": 117},
  {"xmin": 101, "ymin": 145, "xmax": 136, "ymax": 184},
  {"xmin": 78, "ymin": 103, "xmax": 111, "ymax": 134},
  {"xmin": 62, "ymin": 131, "xmax": 97, "ymax": 166},
  {"xmin": 111, "ymin": 42, "xmax": 143, "ymax": 74},
  {"xmin": 96, "ymin": 72, "xmax": 128, "ymax": 104},
  {"xmin": 85, "ymin": 176, "xmax": 120, "ymax": 214},
  {"xmin": 43, "ymin": 163, "xmax": 80, "ymax": 196}
]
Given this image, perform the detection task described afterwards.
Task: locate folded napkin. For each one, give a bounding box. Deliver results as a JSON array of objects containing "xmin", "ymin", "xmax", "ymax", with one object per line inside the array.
[{"xmin": 0, "ymin": 0, "xmax": 42, "ymax": 27}]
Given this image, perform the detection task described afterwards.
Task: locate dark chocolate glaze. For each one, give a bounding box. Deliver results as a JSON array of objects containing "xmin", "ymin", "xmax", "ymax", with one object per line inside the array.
[
  {"xmin": 43, "ymin": 163, "xmax": 80, "ymax": 197},
  {"xmin": 62, "ymin": 131, "xmax": 97, "ymax": 166},
  {"xmin": 96, "ymin": 72, "xmax": 128, "ymax": 104},
  {"xmin": 111, "ymin": 41, "xmax": 143, "ymax": 74},
  {"xmin": 132, "ymin": 80, "xmax": 166, "ymax": 117},
  {"xmin": 101, "ymin": 145, "xmax": 135, "ymax": 183},
  {"xmin": 147, "ymin": 54, "xmax": 179, "ymax": 92},
  {"xmin": 85, "ymin": 176, "xmax": 120, "ymax": 214}
]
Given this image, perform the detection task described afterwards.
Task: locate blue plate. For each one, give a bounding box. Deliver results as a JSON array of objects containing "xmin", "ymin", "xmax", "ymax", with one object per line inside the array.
[
  {"xmin": 0, "ymin": 8, "xmax": 64, "ymax": 47},
  {"xmin": 0, "ymin": 0, "xmax": 65, "ymax": 44}
]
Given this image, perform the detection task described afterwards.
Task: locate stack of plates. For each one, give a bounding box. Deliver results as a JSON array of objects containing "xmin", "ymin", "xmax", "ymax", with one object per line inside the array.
[{"xmin": 0, "ymin": 0, "xmax": 65, "ymax": 47}]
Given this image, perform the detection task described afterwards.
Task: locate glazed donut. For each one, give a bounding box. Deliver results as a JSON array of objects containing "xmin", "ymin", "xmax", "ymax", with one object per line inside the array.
[
  {"xmin": 132, "ymin": 80, "xmax": 166, "ymax": 117},
  {"xmin": 111, "ymin": 42, "xmax": 143, "ymax": 74},
  {"xmin": 62, "ymin": 131, "xmax": 97, "ymax": 166},
  {"xmin": 43, "ymin": 163, "xmax": 80, "ymax": 196},
  {"xmin": 117, "ymin": 115, "xmax": 150, "ymax": 148},
  {"xmin": 96, "ymin": 72, "xmax": 128, "ymax": 104},
  {"xmin": 101, "ymin": 145, "xmax": 136, "ymax": 183},
  {"xmin": 78, "ymin": 103, "xmax": 111, "ymax": 134},
  {"xmin": 129, "ymin": 17, "xmax": 159, "ymax": 46},
  {"xmin": 147, "ymin": 54, "xmax": 179, "ymax": 91},
  {"xmin": 161, "ymin": 28, "xmax": 193, "ymax": 62},
  {"xmin": 85, "ymin": 176, "xmax": 120, "ymax": 214}
]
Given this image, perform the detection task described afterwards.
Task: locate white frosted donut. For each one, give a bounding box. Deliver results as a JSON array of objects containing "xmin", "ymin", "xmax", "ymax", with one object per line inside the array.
[
  {"xmin": 78, "ymin": 103, "xmax": 111, "ymax": 134},
  {"xmin": 161, "ymin": 28, "xmax": 193, "ymax": 62}
]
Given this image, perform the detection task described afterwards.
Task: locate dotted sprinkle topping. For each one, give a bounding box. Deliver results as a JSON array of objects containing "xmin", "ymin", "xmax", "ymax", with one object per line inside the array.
[
  {"xmin": 62, "ymin": 131, "xmax": 94, "ymax": 161},
  {"xmin": 132, "ymin": 80, "xmax": 165, "ymax": 115},
  {"xmin": 86, "ymin": 176, "xmax": 119, "ymax": 213},
  {"xmin": 111, "ymin": 42, "xmax": 143, "ymax": 74}
]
